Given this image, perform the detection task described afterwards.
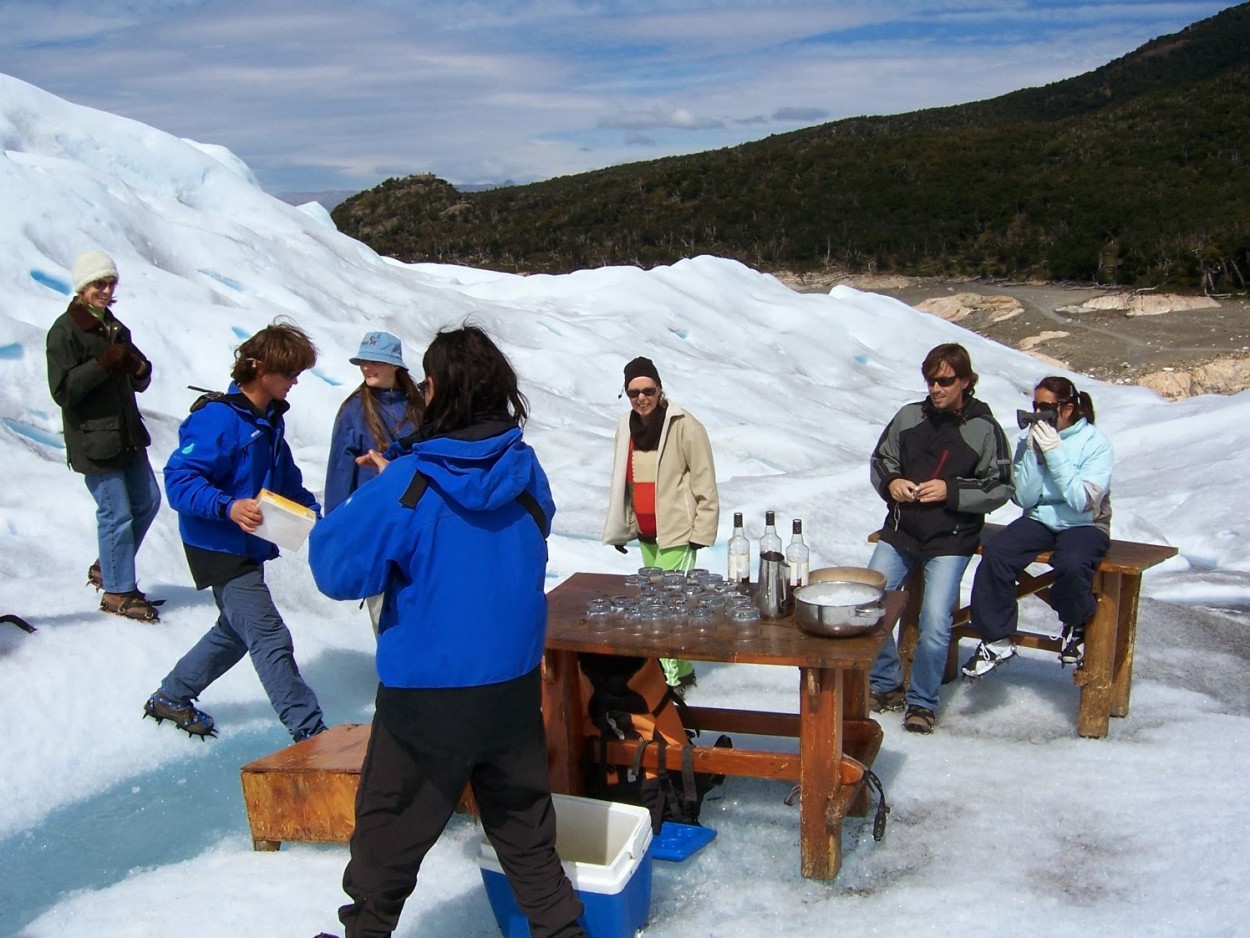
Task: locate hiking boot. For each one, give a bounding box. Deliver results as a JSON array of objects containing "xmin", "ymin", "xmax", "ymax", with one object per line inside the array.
[
  {"xmin": 293, "ymin": 722, "xmax": 329, "ymax": 743},
  {"xmin": 961, "ymin": 639, "xmax": 1017, "ymax": 678},
  {"xmin": 903, "ymin": 705, "xmax": 935, "ymax": 734},
  {"xmin": 87, "ymin": 560, "xmax": 103, "ymax": 591},
  {"xmin": 143, "ymin": 690, "xmax": 217, "ymax": 739},
  {"xmin": 100, "ymin": 590, "xmax": 160, "ymax": 622},
  {"xmin": 1059, "ymin": 624, "xmax": 1086, "ymax": 669},
  {"xmin": 869, "ymin": 685, "xmax": 905, "ymax": 712}
]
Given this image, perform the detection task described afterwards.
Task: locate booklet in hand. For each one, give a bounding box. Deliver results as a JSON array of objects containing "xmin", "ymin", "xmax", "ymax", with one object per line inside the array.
[{"xmin": 253, "ymin": 488, "xmax": 317, "ymax": 551}]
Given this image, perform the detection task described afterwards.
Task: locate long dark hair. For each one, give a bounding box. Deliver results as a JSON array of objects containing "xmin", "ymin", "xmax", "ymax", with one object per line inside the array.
[
  {"xmin": 338, "ymin": 369, "xmax": 425, "ymax": 449},
  {"xmin": 419, "ymin": 324, "xmax": 528, "ymax": 437},
  {"xmin": 1036, "ymin": 375, "xmax": 1096, "ymax": 424}
]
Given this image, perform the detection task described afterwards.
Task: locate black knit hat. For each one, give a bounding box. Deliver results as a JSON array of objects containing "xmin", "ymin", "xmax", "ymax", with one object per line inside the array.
[{"xmin": 623, "ymin": 356, "xmax": 662, "ymax": 388}]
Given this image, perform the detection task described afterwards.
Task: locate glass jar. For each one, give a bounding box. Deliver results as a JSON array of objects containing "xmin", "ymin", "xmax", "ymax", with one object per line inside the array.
[
  {"xmin": 728, "ymin": 604, "xmax": 762, "ymax": 640},
  {"xmin": 637, "ymin": 566, "xmax": 663, "ymax": 583}
]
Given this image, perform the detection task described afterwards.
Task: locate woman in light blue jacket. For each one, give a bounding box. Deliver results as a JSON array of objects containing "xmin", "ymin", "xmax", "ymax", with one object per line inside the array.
[{"xmin": 963, "ymin": 376, "xmax": 1113, "ymax": 676}]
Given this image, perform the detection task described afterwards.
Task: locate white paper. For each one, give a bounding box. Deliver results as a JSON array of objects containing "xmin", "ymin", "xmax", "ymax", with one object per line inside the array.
[{"xmin": 252, "ymin": 488, "xmax": 316, "ymax": 551}]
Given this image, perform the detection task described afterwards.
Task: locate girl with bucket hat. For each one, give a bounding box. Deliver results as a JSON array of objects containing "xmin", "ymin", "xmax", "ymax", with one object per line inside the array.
[{"xmin": 325, "ymin": 331, "xmax": 424, "ymax": 514}]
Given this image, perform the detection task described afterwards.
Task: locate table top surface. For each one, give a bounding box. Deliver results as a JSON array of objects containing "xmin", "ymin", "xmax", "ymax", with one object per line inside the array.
[{"xmin": 546, "ymin": 572, "xmax": 897, "ymax": 670}]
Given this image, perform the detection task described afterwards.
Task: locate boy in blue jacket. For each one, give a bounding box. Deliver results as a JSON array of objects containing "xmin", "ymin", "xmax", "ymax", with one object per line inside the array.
[{"xmin": 144, "ymin": 322, "xmax": 327, "ymax": 741}]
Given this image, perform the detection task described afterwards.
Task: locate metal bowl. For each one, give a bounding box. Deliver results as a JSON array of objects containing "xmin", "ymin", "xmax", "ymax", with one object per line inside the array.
[{"xmin": 794, "ymin": 567, "xmax": 886, "ymax": 637}]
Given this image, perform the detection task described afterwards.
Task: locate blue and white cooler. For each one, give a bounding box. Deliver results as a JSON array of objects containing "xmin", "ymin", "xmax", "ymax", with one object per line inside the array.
[{"xmin": 477, "ymin": 793, "xmax": 654, "ymax": 938}]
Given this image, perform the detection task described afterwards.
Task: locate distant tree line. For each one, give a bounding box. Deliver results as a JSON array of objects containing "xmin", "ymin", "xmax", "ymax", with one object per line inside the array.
[{"xmin": 333, "ymin": 3, "xmax": 1250, "ymax": 293}]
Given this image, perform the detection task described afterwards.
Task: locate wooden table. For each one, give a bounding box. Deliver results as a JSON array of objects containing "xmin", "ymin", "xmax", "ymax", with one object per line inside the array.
[
  {"xmin": 540, "ymin": 572, "xmax": 901, "ymax": 881},
  {"xmin": 885, "ymin": 524, "xmax": 1177, "ymax": 737}
]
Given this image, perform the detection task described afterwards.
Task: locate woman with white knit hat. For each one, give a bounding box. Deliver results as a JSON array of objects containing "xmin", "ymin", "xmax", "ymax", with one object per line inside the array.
[{"xmin": 46, "ymin": 250, "xmax": 162, "ymax": 621}]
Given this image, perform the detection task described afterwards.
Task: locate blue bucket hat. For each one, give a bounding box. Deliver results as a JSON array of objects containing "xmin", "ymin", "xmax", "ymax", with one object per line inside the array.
[{"xmin": 350, "ymin": 331, "xmax": 406, "ymax": 368}]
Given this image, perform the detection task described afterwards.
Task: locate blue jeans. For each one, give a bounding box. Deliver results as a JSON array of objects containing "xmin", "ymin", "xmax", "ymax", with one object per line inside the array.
[
  {"xmin": 161, "ymin": 565, "xmax": 325, "ymax": 740},
  {"xmin": 868, "ymin": 540, "xmax": 971, "ymax": 712},
  {"xmin": 84, "ymin": 455, "xmax": 162, "ymax": 593}
]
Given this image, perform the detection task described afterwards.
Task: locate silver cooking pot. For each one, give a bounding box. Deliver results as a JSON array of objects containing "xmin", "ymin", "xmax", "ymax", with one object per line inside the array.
[{"xmin": 793, "ymin": 567, "xmax": 887, "ymax": 637}]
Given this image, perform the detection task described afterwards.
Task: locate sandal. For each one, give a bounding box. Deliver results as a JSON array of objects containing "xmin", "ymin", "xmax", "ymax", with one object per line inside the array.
[
  {"xmin": 100, "ymin": 591, "xmax": 160, "ymax": 622},
  {"xmin": 903, "ymin": 705, "xmax": 935, "ymax": 734}
]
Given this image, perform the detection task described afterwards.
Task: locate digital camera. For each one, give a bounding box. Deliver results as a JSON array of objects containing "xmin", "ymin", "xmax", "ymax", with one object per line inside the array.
[{"xmin": 1017, "ymin": 408, "xmax": 1058, "ymax": 430}]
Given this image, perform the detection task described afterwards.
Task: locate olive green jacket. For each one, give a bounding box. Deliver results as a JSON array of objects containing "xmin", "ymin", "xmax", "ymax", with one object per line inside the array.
[{"xmin": 46, "ymin": 298, "xmax": 153, "ymax": 474}]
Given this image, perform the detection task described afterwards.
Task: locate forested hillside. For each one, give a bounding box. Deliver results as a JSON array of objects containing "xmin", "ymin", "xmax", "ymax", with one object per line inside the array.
[{"xmin": 334, "ymin": 3, "xmax": 1250, "ymax": 291}]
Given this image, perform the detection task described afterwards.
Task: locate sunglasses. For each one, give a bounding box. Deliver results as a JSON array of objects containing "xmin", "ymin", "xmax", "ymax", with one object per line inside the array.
[
  {"xmin": 282, "ymin": 370, "xmax": 302, "ymax": 380},
  {"xmin": 626, "ymin": 386, "xmax": 658, "ymax": 400},
  {"xmin": 416, "ymin": 379, "xmax": 429, "ymax": 397},
  {"xmin": 90, "ymin": 278, "xmax": 118, "ymax": 290},
  {"xmin": 926, "ymin": 375, "xmax": 959, "ymax": 388},
  {"xmin": 1033, "ymin": 399, "xmax": 1069, "ymax": 410}
]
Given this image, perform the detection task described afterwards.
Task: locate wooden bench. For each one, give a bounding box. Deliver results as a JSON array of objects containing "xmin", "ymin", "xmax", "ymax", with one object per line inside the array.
[
  {"xmin": 240, "ymin": 723, "xmax": 475, "ymax": 851},
  {"xmin": 240, "ymin": 722, "xmax": 369, "ymax": 851},
  {"xmin": 874, "ymin": 524, "xmax": 1176, "ymax": 737}
]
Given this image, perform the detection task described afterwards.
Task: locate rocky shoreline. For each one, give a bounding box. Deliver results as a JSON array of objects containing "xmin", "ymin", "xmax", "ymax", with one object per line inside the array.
[{"xmin": 777, "ymin": 271, "xmax": 1250, "ymax": 398}]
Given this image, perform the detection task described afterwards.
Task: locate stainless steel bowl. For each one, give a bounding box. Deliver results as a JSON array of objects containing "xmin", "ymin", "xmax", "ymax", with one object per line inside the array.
[{"xmin": 794, "ymin": 567, "xmax": 886, "ymax": 637}]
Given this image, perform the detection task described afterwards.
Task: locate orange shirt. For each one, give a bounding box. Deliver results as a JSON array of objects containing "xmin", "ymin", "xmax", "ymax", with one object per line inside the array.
[{"xmin": 627, "ymin": 441, "xmax": 658, "ymax": 541}]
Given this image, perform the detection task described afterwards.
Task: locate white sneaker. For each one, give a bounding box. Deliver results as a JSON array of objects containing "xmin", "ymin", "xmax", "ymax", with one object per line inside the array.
[{"xmin": 961, "ymin": 639, "xmax": 1017, "ymax": 678}]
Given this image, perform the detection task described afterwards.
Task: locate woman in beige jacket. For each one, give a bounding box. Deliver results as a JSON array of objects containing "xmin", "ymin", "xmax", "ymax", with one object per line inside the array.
[{"xmin": 603, "ymin": 356, "xmax": 719, "ymax": 686}]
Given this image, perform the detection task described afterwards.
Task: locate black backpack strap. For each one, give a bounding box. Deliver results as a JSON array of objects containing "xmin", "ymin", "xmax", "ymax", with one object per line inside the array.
[
  {"xmin": 399, "ymin": 471, "xmax": 429, "ymax": 509},
  {"xmin": 516, "ymin": 488, "xmax": 550, "ymax": 538},
  {"xmin": 399, "ymin": 470, "xmax": 547, "ymax": 541}
]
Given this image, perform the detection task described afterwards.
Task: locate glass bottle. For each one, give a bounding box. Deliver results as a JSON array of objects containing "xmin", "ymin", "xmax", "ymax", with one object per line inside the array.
[
  {"xmin": 727, "ymin": 512, "xmax": 750, "ymax": 585},
  {"xmin": 786, "ymin": 518, "xmax": 810, "ymax": 587},
  {"xmin": 760, "ymin": 510, "xmax": 783, "ymax": 556}
]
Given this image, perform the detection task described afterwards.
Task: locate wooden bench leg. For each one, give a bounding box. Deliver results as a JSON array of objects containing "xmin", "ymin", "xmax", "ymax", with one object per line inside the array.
[
  {"xmin": 1110, "ymin": 573, "xmax": 1139, "ymax": 718},
  {"xmin": 1073, "ymin": 592, "xmax": 1117, "ymax": 738},
  {"xmin": 799, "ymin": 667, "xmax": 843, "ymax": 880}
]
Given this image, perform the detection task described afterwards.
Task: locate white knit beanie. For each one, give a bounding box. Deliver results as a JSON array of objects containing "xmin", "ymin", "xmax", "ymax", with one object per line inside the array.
[{"xmin": 71, "ymin": 251, "xmax": 119, "ymax": 294}]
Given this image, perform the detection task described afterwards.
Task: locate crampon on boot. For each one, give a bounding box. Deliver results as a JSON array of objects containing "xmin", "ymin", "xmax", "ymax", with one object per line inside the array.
[
  {"xmin": 87, "ymin": 560, "xmax": 103, "ymax": 591},
  {"xmin": 100, "ymin": 591, "xmax": 161, "ymax": 622},
  {"xmin": 143, "ymin": 691, "xmax": 217, "ymax": 739}
]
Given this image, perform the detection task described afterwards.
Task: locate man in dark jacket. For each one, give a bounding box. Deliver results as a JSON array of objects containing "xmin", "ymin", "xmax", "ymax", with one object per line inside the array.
[
  {"xmin": 46, "ymin": 251, "xmax": 162, "ymax": 621},
  {"xmin": 867, "ymin": 343, "xmax": 1013, "ymax": 734}
]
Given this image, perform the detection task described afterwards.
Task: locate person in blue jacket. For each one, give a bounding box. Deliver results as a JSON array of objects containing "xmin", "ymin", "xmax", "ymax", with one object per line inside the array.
[
  {"xmin": 963, "ymin": 376, "xmax": 1114, "ymax": 677},
  {"xmin": 324, "ymin": 331, "xmax": 423, "ymax": 514},
  {"xmin": 309, "ymin": 325, "xmax": 584, "ymax": 938},
  {"xmin": 143, "ymin": 322, "xmax": 328, "ymax": 741}
]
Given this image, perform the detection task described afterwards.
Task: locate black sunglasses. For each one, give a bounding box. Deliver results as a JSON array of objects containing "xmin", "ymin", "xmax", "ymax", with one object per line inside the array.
[
  {"xmin": 926, "ymin": 375, "xmax": 959, "ymax": 388},
  {"xmin": 625, "ymin": 386, "xmax": 658, "ymax": 400},
  {"xmin": 416, "ymin": 379, "xmax": 429, "ymax": 397},
  {"xmin": 1033, "ymin": 399, "xmax": 1070, "ymax": 410}
]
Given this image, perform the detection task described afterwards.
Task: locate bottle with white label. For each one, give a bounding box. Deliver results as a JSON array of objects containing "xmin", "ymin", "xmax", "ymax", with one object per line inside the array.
[
  {"xmin": 786, "ymin": 518, "xmax": 810, "ymax": 587},
  {"xmin": 759, "ymin": 510, "xmax": 783, "ymax": 556},
  {"xmin": 727, "ymin": 512, "xmax": 750, "ymax": 585}
]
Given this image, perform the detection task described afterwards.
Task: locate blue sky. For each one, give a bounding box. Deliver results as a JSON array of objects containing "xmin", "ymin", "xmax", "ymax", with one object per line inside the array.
[{"xmin": 0, "ymin": 1, "xmax": 1236, "ymax": 196}]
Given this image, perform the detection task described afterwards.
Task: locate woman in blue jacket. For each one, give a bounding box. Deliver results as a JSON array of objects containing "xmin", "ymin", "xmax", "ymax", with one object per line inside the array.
[
  {"xmin": 310, "ymin": 325, "xmax": 583, "ymax": 938},
  {"xmin": 324, "ymin": 331, "xmax": 423, "ymax": 515},
  {"xmin": 963, "ymin": 376, "xmax": 1114, "ymax": 676},
  {"xmin": 144, "ymin": 323, "xmax": 327, "ymax": 741}
]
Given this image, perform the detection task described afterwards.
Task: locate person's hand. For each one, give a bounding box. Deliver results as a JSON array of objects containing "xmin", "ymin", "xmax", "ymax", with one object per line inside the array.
[
  {"xmin": 123, "ymin": 347, "xmax": 147, "ymax": 377},
  {"xmin": 96, "ymin": 344, "xmax": 128, "ymax": 373},
  {"xmin": 614, "ymin": 545, "xmax": 628, "ymax": 554},
  {"xmin": 888, "ymin": 478, "xmax": 919, "ymax": 502},
  {"xmin": 229, "ymin": 498, "xmax": 264, "ymax": 533},
  {"xmin": 355, "ymin": 450, "xmax": 390, "ymax": 473},
  {"xmin": 1030, "ymin": 421, "xmax": 1062, "ymax": 453},
  {"xmin": 913, "ymin": 479, "xmax": 948, "ymax": 503}
]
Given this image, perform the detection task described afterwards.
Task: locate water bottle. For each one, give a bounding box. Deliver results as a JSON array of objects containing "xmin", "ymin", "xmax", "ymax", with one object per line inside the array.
[
  {"xmin": 727, "ymin": 512, "xmax": 750, "ymax": 585},
  {"xmin": 786, "ymin": 518, "xmax": 810, "ymax": 587}
]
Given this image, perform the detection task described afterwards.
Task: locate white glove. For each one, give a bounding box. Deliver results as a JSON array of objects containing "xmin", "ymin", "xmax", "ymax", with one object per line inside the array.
[{"xmin": 1030, "ymin": 420, "xmax": 1062, "ymax": 453}]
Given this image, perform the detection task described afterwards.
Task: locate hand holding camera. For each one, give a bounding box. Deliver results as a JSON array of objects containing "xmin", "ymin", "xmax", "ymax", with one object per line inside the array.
[{"xmin": 1029, "ymin": 420, "xmax": 1062, "ymax": 453}]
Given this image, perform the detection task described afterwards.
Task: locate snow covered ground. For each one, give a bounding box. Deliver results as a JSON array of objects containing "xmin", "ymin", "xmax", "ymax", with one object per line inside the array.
[{"xmin": 1, "ymin": 72, "xmax": 1247, "ymax": 937}]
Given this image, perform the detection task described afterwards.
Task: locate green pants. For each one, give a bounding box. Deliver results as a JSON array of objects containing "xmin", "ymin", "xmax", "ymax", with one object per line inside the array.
[{"xmin": 640, "ymin": 541, "xmax": 697, "ymax": 686}]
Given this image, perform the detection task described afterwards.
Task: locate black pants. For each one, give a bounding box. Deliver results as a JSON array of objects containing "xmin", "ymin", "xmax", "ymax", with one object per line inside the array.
[
  {"xmin": 339, "ymin": 668, "xmax": 584, "ymax": 938},
  {"xmin": 971, "ymin": 517, "xmax": 1110, "ymax": 642}
]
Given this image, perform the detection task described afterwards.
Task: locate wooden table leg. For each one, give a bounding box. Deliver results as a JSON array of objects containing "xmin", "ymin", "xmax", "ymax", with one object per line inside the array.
[
  {"xmin": 1073, "ymin": 589, "xmax": 1117, "ymax": 738},
  {"xmin": 1110, "ymin": 573, "xmax": 1141, "ymax": 718},
  {"xmin": 541, "ymin": 650, "xmax": 585, "ymax": 794},
  {"xmin": 799, "ymin": 666, "xmax": 844, "ymax": 879}
]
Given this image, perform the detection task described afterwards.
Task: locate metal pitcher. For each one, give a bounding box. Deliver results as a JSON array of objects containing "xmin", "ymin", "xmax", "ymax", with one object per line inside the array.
[{"xmin": 756, "ymin": 550, "xmax": 792, "ymax": 619}]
